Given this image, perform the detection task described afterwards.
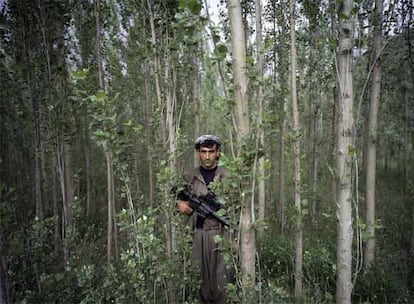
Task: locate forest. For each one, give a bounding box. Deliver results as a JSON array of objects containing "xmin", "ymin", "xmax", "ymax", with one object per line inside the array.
[{"xmin": 0, "ymin": 0, "xmax": 413, "ymax": 303}]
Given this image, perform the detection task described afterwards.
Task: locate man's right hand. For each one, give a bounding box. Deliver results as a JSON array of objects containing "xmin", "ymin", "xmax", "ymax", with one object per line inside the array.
[{"xmin": 177, "ymin": 200, "xmax": 193, "ymax": 215}]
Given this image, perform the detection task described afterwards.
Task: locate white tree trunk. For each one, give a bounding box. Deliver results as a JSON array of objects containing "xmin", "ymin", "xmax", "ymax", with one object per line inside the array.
[
  {"xmin": 227, "ymin": 0, "xmax": 256, "ymax": 292},
  {"xmin": 336, "ymin": 0, "xmax": 355, "ymax": 302},
  {"xmin": 289, "ymin": 0, "xmax": 303, "ymax": 296},
  {"xmin": 228, "ymin": 0, "xmax": 250, "ymax": 137},
  {"xmin": 165, "ymin": 51, "xmax": 177, "ymax": 259}
]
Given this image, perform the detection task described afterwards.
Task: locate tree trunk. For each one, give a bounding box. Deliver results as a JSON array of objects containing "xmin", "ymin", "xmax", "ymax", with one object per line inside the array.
[
  {"xmin": 34, "ymin": 96, "xmax": 44, "ymax": 220},
  {"xmin": 165, "ymin": 53, "xmax": 177, "ymax": 256},
  {"xmin": 64, "ymin": 140, "xmax": 74, "ymax": 221},
  {"xmin": 37, "ymin": 0, "xmax": 54, "ymax": 223},
  {"xmin": 278, "ymin": 98, "xmax": 286, "ymax": 233},
  {"xmin": 311, "ymin": 109, "xmax": 322, "ymax": 220},
  {"xmin": 364, "ymin": 0, "xmax": 383, "ymax": 271},
  {"xmin": 409, "ymin": 92, "xmax": 414, "ymax": 257},
  {"xmin": 144, "ymin": 66, "xmax": 154, "ymax": 205},
  {"xmin": 147, "ymin": 6, "xmax": 177, "ymax": 302},
  {"xmin": 26, "ymin": 64, "xmax": 44, "ymax": 221},
  {"xmin": 106, "ymin": 148, "xmax": 117, "ymax": 263},
  {"xmin": 255, "ymin": 0, "xmax": 266, "ymax": 236},
  {"xmin": 411, "ymin": 131, "xmax": 414, "ymax": 259},
  {"xmin": 147, "ymin": 0, "xmax": 164, "ymax": 133},
  {"xmin": 165, "ymin": 46, "xmax": 178, "ymax": 304},
  {"xmin": 331, "ymin": 100, "xmax": 338, "ymax": 195},
  {"xmin": 95, "ymin": 0, "xmax": 117, "ymax": 264},
  {"xmin": 336, "ymin": 0, "xmax": 355, "ymax": 302},
  {"xmin": 56, "ymin": 138, "xmax": 74, "ymax": 270},
  {"xmin": 52, "ymin": 161, "xmax": 61, "ymax": 256},
  {"xmin": 307, "ymin": 32, "xmax": 321, "ymax": 222},
  {"xmin": 56, "ymin": 140, "xmax": 66, "ymax": 267},
  {"xmin": 275, "ymin": 9, "xmax": 287, "ymax": 233},
  {"xmin": 0, "ymin": 225, "xmax": 11, "ymax": 304},
  {"xmin": 84, "ymin": 109, "xmax": 92, "ymax": 216},
  {"xmin": 227, "ymin": 0, "xmax": 256, "ymax": 295},
  {"xmin": 330, "ymin": 0, "xmax": 339, "ymax": 197},
  {"xmin": 95, "ymin": 0, "xmax": 105, "ymax": 90},
  {"xmin": 290, "ymin": 0, "xmax": 303, "ymax": 297},
  {"xmin": 192, "ymin": 55, "xmax": 200, "ymax": 167}
]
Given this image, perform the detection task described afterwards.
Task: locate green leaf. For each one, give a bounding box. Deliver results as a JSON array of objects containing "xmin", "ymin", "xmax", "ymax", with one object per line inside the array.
[
  {"xmin": 215, "ymin": 44, "xmax": 228, "ymax": 58},
  {"xmin": 96, "ymin": 89, "xmax": 106, "ymax": 101},
  {"xmin": 93, "ymin": 130, "xmax": 106, "ymax": 139},
  {"xmin": 347, "ymin": 145, "xmax": 357, "ymax": 156},
  {"xmin": 213, "ymin": 235, "xmax": 223, "ymax": 244},
  {"xmin": 72, "ymin": 69, "xmax": 88, "ymax": 80},
  {"xmin": 123, "ymin": 119, "xmax": 134, "ymax": 127},
  {"xmin": 188, "ymin": 0, "xmax": 202, "ymax": 15},
  {"xmin": 216, "ymin": 209, "xmax": 226, "ymax": 216}
]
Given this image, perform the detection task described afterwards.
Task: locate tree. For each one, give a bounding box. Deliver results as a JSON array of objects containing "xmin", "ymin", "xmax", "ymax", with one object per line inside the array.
[
  {"xmin": 93, "ymin": 0, "xmax": 118, "ymax": 264},
  {"xmin": 289, "ymin": 0, "xmax": 303, "ymax": 297},
  {"xmin": 364, "ymin": 0, "xmax": 383, "ymax": 271},
  {"xmin": 335, "ymin": 0, "xmax": 355, "ymax": 302},
  {"xmin": 255, "ymin": 0, "xmax": 266, "ymax": 236},
  {"xmin": 227, "ymin": 0, "xmax": 257, "ymax": 296},
  {"xmin": 270, "ymin": 0, "xmax": 289, "ymax": 233}
]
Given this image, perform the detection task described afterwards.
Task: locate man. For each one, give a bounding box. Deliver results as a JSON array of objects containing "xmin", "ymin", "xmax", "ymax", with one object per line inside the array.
[{"xmin": 177, "ymin": 135, "xmax": 231, "ymax": 304}]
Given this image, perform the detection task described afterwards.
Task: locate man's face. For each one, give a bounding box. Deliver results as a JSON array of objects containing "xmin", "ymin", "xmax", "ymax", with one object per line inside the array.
[{"xmin": 198, "ymin": 144, "xmax": 220, "ymax": 169}]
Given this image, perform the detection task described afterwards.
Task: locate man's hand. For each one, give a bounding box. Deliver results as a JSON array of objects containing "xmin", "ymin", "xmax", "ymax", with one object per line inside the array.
[{"xmin": 177, "ymin": 200, "xmax": 193, "ymax": 215}]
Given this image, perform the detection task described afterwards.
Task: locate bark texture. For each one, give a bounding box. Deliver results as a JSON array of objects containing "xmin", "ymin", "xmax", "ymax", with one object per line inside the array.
[
  {"xmin": 336, "ymin": 0, "xmax": 355, "ymax": 302},
  {"xmin": 227, "ymin": 0, "xmax": 256, "ymax": 292}
]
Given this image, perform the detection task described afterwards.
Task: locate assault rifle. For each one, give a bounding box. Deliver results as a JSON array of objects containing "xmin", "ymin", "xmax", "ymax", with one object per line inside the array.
[{"xmin": 172, "ymin": 186, "xmax": 230, "ymax": 227}]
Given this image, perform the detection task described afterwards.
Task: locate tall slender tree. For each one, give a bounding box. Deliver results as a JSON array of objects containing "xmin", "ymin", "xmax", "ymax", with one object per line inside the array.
[
  {"xmin": 227, "ymin": 0, "xmax": 257, "ymax": 295},
  {"xmin": 273, "ymin": 0, "xmax": 288, "ymax": 233},
  {"xmin": 255, "ymin": 0, "xmax": 266, "ymax": 234},
  {"xmin": 93, "ymin": 0, "xmax": 118, "ymax": 264},
  {"xmin": 335, "ymin": 0, "xmax": 355, "ymax": 302},
  {"xmin": 364, "ymin": 0, "xmax": 383, "ymax": 271},
  {"xmin": 289, "ymin": 0, "xmax": 303, "ymax": 297}
]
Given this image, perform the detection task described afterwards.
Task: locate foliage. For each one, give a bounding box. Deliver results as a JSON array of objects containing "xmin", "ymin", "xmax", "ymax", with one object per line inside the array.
[
  {"xmin": 353, "ymin": 262, "xmax": 412, "ymax": 304},
  {"xmin": 1, "ymin": 0, "xmax": 413, "ymax": 303},
  {"xmin": 70, "ymin": 207, "xmax": 199, "ymax": 304}
]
